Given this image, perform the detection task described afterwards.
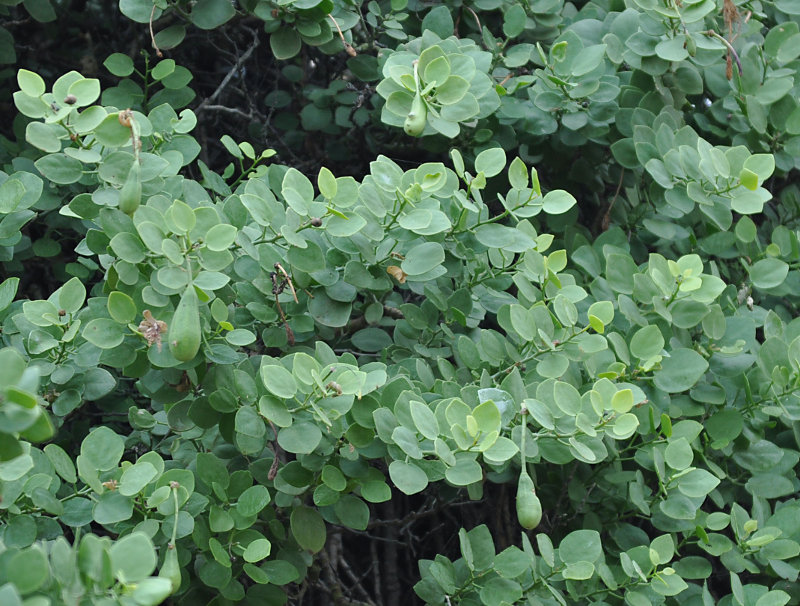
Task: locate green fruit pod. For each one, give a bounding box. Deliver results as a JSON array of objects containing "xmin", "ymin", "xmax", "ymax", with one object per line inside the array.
[
  {"xmin": 516, "ymin": 472, "xmax": 542, "ymax": 530},
  {"xmin": 684, "ymin": 33, "xmax": 697, "ymax": 57},
  {"xmin": 159, "ymin": 546, "xmax": 182, "ymax": 593},
  {"xmin": 169, "ymin": 285, "xmax": 201, "ymax": 362},
  {"xmin": 404, "ymin": 93, "xmax": 427, "ymax": 137},
  {"xmin": 118, "ymin": 161, "xmax": 141, "ymax": 216}
]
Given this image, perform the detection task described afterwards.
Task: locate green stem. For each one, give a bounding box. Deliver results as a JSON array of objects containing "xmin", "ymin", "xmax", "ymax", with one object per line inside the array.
[{"xmin": 170, "ymin": 483, "xmax": 180, "ymax": 545}]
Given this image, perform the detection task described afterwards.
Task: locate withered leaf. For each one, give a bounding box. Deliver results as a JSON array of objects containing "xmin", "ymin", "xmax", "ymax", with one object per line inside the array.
[{"xmin": 139, "ymin": 310, "xmax": 167, "ymax": 351}]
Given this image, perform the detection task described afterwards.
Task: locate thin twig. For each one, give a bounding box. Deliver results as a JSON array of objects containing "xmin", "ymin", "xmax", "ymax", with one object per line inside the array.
[
  {"xmin": 328, "ymin": 14, "xmax": 357, "ymax": 56},
  {"xmin": 274, "ymin": 263, "xmax": 298, "ymax": 302},
  {"xmin": 200, "ymin": 105, "xmax": 255, "ymax": 120},
  {"xmin": 149, "ymin": 5, "xmax": 163, "ymax": 58},
  {"xmin": 704, "ymin": 30, "xmax": 743, "ymax": 75},
  {"xmin": 465, "ymin": 7, "xmax": 489, "ymax": 50},
  {"xmin": 602, "ymin": 168, "xmax": 625, "ymax": 231},
  {"xmin": 196, "ymin": 28, "xmax": 261, "ymax": 113},
  {"xmin": 337, "ymin": 552, "xmax": 377, "ymax": 605},
  {"xmin": 270, "ymin": 270, "xmax": 295, "ymax": 346}
]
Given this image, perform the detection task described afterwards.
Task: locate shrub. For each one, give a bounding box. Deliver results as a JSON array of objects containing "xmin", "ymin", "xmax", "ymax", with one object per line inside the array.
[{"xmin": 1, "ymin": 0, "xmax": 799, "ymax": 605}]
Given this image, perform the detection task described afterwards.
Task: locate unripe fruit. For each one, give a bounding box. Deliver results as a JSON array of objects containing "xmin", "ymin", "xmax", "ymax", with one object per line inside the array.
[
  {"xmin": 516, "ymin": 472, "xmax": 542, "ymax": 530},
  {"xmin": 169, "ymin": 285, "xmax": 201, "ymax": 362},
  {"xmin": 684, "ymin": 33, "xmax": 697, "ymax": 57},
  {"xmin": 404, "ymin": 93, "xmax": 427, "ymax": 137},
  {"xmin": 118, "ymin": 162, "xmax": 141, "ymax": 216},
  {"xmin": 159, "ymin": 546, "xmax": 181, "ymax": 593}
]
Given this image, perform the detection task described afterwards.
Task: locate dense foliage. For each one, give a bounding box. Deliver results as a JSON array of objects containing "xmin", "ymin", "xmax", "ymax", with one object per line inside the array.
[{"xmin": 1, "ymin": 0, "xmax": 800, "ymax": 605}]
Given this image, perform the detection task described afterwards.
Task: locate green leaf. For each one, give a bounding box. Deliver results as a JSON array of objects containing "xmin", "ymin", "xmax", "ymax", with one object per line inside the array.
[
  {"xmin": 475, "ymin": 224, "xmax": 535, "ymax": 252},
  {"xmin": 650, "ymin": 571, "xmax": 688, "ymax": 596},
  {"xmin": 150, "ymin": 59, "xmax": 175, "ymax": 81},
  {"xmin": 191, "ymin": 0, "xmax": 236, "ymax": 29},
  {"xmin": 204, "ymin": 224, "xmax": 237, "ymax": 251},
  {"xmin": 509, "ymin": 304, "xmax": 537, "ymax": 341},
  {"xmin": 474, "ymin": 147, "xmax": 506, "ymax": 178},
  {"xmin": 318, "ymin": 166, "xmax": 337, "ymax": 199},
  {"xmin": 410, "ymin": 400, "xmax": 439, "ymax": 440},
  {"xmin": 44, "ymin": 444, "xmax": 77, "ymax": 483},
  {"xmin": 551, "ymin": 40, "xmax": 568, "ymax": 62},
  {"xmin": 35, "ymin": 153, "xmax": 83, "ymax": 184},
  {"xmin": 237, "ymin": 485, "xmax": 271, "ymax": 516},
  {"xmin": 654, "ymin": 348, "xmax": 708, "ymax": 393},
  {"xmin": 705, "ymin": 409, "xmax": 743, "ymax": 444},
  {"xmin": 677, "ymin": 468, "xmax": 720, "ymax": 497},
  {"xmin": 423, "ymin": 56, "xmax": 451, "ymax": 87},
  {"xmin": 104, "ymin": 53, "xmax": 134, "ymax": 76},
  {"xmin": 95, "ymin": 113, "xmax": 134, "ymax": 146},
  {"xmin": 291, "ymin": 506, "xmax": 326, "ymax": 552},
  {"xmin": 749, "ymin": 258, "xmax": 789, "ymax": 289},
  {"xmin": 93, "ymin": 491, "xmax": 134, "ymax": 524},
  {"xmin": 334, "ymin": 494, "xmax": 370, "ymax": 529},
  {"xmin": 243, "ymin": 538, "xmax": 272, "ymax": 563},
  {"xmin": 0, "ymin": 583, "xmax": 22, "ymax": 606},
  {"xmin": 351, "ymin": 327, "xmax": 393, "ymax": 352},
  {"xmin": 559, "ymin": 529, "xmax": 602, "ymax": 564},
  {"xmin": 389, "ymin": 460, "xmax": 428, "ymax": 494},
  {"xmin": 472, "ymin": 400, "xmax": 501, "ymax": 434},
  {"xmin": 110, "ymin": 533, "xmax": 156, "ymax": 582},
  {"xmin": 119, "ymin": 461, "xmax": 158, "ymax": 496},
  {"xmin": 563, "ymin": 561, "xmax": 595, "ymax": 580},
  {"xmin": 571, "ymin": 44, "xmax": 606, "ymax": 76},
  {"xmin": 17, "ymin": 69, "xmax": 45, "ymax": 97},
  {"xmin": 401, "ymin": 241, "xmax": 445, "ymax": 276},
  {"xmin": 612, "ymin": 413, "xmax": 639, "ymax": 438},
  {"xmin": 503, "ymin": 4, "xmax": 527, "ymax": 38},
  {"xmin": 108, "ymin": 291, "xmax": 137, "ymax": 324},
  {"xmin": 308, "ymin": 292, "xmax": 351, "ymax": 327},
  {"xmin": 83, "ymin": 318, "xmax": 125, "ymax": 349},
  {"xmin": 665, "ymin": 438, "xmax": 693, "ymax": 470},
  {"xmin": 67, "ymin": 77, "xmax": 101, "ymax": 106},
  {"xmin": 541, "ymin": 189, "xmax": 576, "ymax": 214},
  {"xmin": 480, "ymin": 576, "xmax": 522, "ymax": 605},
  {"xmin": 168, "ymin": 200, "xmax": 196, "ymax": 234},
  {"xmin": 435, "ymin": 75, "xmax": 470, "ymax": 105},
  {"xmin": 278, "ymin": 422, "xmax": 322, "ymax": 454},
  {"xmin": 739, "ymin": 168, "xmax": 759, "ymax": 191},
  {"xmin": 56, "ymin": 276, "xmax": 86, "ymax": 313},
  {"xmin": 743, "ymin": 153, "xmax": 775, "ymax": 181},
  {"xmin": 7, "ymin": 546, "xmax": 49, "ymax": 593},
  {"xmin": 260, "ymin": 363, "xmax": 297, "ymax": 398},
  {"xmin": 611, "ymin": 389, "xmax": 634, "ymax": 413},
  {"xmin": 271, "ymin": 28, "xmax": 302, "ymax": 60},
  {"xmin": 630, "ymin": 325, "xmax": 664, "ymax": 360},
  {"xmin": 81, "ymin": 426, "xmax": 124, "ymax": 471},
  {"xmin": 445, "ymin": 454, "xmax": 483, "ymax": 485},
  {"xmin": 421, "ymin": 5, "xmax": 454, "ymax": 39},
  {"xmin": 131, "ymin": 578, "xmax": 173, "ymax": 606}
]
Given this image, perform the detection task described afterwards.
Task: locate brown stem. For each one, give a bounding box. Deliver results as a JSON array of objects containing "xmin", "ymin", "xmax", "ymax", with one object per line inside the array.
[
  {"xmin": 149, "ymin": 5, "xmax": 163, "ymax": 58},
  {"xmin": 328, "ymin": 14, "xmax": 357, "ymax": 56}
]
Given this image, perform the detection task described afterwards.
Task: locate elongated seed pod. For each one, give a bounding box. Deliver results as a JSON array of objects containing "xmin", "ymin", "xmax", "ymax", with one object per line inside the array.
[
  {"xmin": 404, "ymin": 93, "xmax": 427, "ymax": 137},
  {"xmin": 159, "ymin": 546, "xmax": 182, "ymax": 592},
  {"xmin": 516, "ymin": 472, "xmax": 542, "ymax": 530},
  {"xmin": 169, "ymin": 285, "xmax": 201, "ymax": 362},
  {"xmin": 684, "ymin": 33, "xmax": 697, "ymax": 57},
  {"xmin": 118, "ymin": 162, "xmax": 141, "ymax": 216}
]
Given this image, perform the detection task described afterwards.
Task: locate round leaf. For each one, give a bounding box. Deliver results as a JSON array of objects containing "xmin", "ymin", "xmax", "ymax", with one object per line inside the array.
[
  {"xmin": 291, "ymin": 506, "xmax": 326, "ymax": 552},
  {"xmin": 389, "ymin": 460, "xmax": 428, "ymax": 495}
]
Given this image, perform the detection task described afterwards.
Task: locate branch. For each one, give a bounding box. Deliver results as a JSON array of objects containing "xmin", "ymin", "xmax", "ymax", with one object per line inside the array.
[
  {"xmin": 196, "ymin": 27, "xmax": 261, "ymax": 114},
  {"xmin": 199, "ymin": 105, "xmax": 255, "ymax": 120}
]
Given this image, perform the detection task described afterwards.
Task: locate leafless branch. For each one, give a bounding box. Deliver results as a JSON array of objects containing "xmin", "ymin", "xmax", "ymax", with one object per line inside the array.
[{"xmin": 196, "ymin": 27, "xmax": 261, "ymax": 114}]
